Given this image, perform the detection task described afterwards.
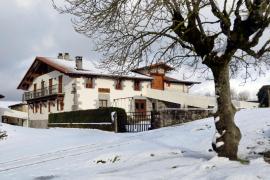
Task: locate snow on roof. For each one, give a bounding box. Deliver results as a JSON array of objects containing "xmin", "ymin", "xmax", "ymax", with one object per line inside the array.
[
  {"xmin": 42, "ymin": 57, "xmax": 153, "ymax": 80},
  {"xmin": 0, "ymin": 101, "xmax": 23, "ymax": 109},
  {"xmin": 0, "ymin": 108, "xmax": 28, "ymax": 119}
]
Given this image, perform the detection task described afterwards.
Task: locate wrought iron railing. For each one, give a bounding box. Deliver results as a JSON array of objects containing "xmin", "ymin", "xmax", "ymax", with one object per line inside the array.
[{"xmin": 23, "ymin": 84, "xmax": 63, "ymax": 101}]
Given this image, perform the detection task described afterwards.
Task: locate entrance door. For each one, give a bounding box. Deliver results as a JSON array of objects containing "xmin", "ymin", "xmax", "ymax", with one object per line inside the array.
[
  {"xmin": 151, "ymin": 74, "xmax": 164, "ymax": 90},
  {"xmin": 135, "ymin": 99, "xmax": 146, "ymax": 115}
]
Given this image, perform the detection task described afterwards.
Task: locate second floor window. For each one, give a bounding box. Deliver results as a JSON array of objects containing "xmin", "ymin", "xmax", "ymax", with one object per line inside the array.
[
  {"xmin": 115, "ymin": 79, "xmax": 122, "ymax": 90},
  {"xmin": 134, "ymin": 80, "xmax": 141, "ymax": 91},
  {"xmin": 86, "ymin": 78, "xmax": 93, "ymax": 88}
]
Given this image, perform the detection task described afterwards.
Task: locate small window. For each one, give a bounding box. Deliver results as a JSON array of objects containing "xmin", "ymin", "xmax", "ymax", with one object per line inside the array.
[
  {"xmin": 86, "ymin": 78, "xmax": 93, "ymax": 88},
  {"xmin": 115, "ymin": 79, "xmax": 122, "ymax": 90},
  {"xmin": 134, "ymin": 80, "xmax": 141, "ymax": 91},
  {"xmin": 99, "ymin": 100, "xmax": 108, "ymax": 108}
]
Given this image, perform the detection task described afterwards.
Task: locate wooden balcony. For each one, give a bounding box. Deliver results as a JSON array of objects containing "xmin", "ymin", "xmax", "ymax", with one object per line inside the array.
[{"xmin": 23, "ymin": 84, "xmax": 64, "ymax": 102}]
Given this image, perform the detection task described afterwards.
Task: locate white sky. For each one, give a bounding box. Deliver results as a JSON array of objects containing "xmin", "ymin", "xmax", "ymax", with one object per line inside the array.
[{"xmin": 0, "ymin": 0, "xmax": 269, "ymax": 101}]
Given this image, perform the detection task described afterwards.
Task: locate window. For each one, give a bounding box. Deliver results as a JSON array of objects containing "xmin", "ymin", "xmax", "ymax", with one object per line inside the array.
[
  {"xmin": 115, "ymin": 79, "xmax": 122, "ymax": 90},
  {"xmin": 57, "ymin": 99, "xmax": 64, "ymax": 111},
  {"xmin": 86, "ymin": 78, "xmax": 93, "ymax": 88},
  {"xmin": 134, "ymin": 80, "xmax": 141, "ymax": 91},
  {"xmin": 99, "ymin": 100, "xmax": 108, "ymax": 108}
]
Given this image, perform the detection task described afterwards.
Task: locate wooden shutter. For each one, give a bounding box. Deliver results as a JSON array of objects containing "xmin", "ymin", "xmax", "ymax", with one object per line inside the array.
[
  {"xmin": 58, "ymin": 75, "xmax": 63, "ymax": 93},
  {"xmin": 49, "ymin": 79, "xmax": 53, "ymax": 94}
]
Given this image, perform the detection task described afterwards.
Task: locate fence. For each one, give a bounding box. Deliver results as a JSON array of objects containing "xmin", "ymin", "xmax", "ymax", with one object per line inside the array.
[
  {"xmin": 125, "ymin": 112, "xmax": 152, "ymax": 132},
  {"xmin": 122, "ymin": 108, "xmax": 213, "ymax": 132}
]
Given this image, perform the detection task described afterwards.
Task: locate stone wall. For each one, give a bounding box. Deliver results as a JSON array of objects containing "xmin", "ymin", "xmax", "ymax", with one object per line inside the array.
[{"xmin": 151, "ymin": 109, "xmax": 213, "ymax": 129}]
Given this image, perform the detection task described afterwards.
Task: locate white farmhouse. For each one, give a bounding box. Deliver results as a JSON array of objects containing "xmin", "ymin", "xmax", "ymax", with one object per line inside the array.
[{"xmin": 17, "ymin": 53, "xmax": 258, "ymax": 128}]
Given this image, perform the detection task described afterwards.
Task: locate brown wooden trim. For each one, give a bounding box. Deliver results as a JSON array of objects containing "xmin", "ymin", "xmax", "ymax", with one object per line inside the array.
[
  {"xmin": 49, "ymin": 78, "xmax": 53, "ymax": 95},
  {"xmin": 58, "ymin": 75, "xmax": 63, "ymax": 93},
  {"xmin": 98, "ymin": 88, "xmax": 110, "ymax": 93}
]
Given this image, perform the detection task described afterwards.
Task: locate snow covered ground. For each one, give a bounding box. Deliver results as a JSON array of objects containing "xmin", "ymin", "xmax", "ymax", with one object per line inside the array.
[{"xmin": 0, "ymin": 109, "xmax": 269, "ymax": 180}]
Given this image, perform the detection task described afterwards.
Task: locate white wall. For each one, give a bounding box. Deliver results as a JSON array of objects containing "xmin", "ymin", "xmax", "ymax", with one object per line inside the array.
[
  {"xmin": 76, "ymin": 77, "xmax": 151, "ymax": 112},
  {"xmin": 28, "ymin": 71, "xmax": 75, "ymax": 121},
  {"xmin": 164, "ymin": 83, "xmax": 189, "ymax": 93},
  {"xmin": 144, "ymin": 88, "xmax": 259, "ymax": 109}
]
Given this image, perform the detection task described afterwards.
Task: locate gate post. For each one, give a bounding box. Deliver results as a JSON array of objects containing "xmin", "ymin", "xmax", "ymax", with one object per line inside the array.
[{"xmin": 111, "ymin": 111, "xmax": 118, "ymax": 133}]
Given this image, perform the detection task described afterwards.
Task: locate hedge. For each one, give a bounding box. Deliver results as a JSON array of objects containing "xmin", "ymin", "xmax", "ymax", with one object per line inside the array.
[{"xmin": 48, "ymin": 107, "xmax": 127, "ymax": 132}]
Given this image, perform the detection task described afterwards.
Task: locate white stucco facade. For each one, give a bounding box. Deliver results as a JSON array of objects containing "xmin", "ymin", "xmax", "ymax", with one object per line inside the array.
[{"xmin": 19, "ymin": 57, "xmax": 258, "ymax": 128}]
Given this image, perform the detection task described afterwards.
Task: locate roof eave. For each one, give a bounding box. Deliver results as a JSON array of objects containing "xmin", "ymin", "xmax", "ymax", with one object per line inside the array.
[
  {"xmin": 17, "ymin": 57, "xmax": 71, "ymax": 90},
  {"xmin": 67, "ymin": 72, "xmax": 153, "ymax": 81}
]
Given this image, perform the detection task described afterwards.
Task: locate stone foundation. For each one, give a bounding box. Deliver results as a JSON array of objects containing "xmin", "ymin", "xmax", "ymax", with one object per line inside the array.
[{"xmin": 28, "ymin": 120, "xmax": 48, "ymax": 129}]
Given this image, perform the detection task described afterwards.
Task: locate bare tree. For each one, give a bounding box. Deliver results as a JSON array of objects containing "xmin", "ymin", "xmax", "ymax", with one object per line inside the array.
[
  {"xmin": 238, "ymin": 91, "xmax": 250, "ymax": 101},
  {"xmin": 53, "ymin": 0, "xmax": 270, "ymax": 160}
]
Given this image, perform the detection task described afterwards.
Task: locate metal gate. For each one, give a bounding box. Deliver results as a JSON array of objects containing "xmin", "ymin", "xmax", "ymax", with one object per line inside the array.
[{"xmin": 125, "ymin": 112, "xmax": 152, "ymax": 132}]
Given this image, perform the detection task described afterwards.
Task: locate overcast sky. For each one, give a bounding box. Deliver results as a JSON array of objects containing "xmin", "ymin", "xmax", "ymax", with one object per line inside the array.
[{"xmin": 0, "ymin": 0, "xmax": 269, "ymax": 101}]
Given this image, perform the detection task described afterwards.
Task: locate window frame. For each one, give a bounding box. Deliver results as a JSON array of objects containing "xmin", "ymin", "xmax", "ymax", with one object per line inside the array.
[
  {"xmin": 134, "ymin": 80, "xmax": 141, "ymax": 91},
  {"xmin": 115, "ymin": 79, "xmax": 122, "ymax": 90},
  {"xmin": 86, "ymin": 78, "xmax": 93, "ymax": 88},
  {"xmin": 99, "ymin": 99, "xmax": 108, "ymax": 108}
]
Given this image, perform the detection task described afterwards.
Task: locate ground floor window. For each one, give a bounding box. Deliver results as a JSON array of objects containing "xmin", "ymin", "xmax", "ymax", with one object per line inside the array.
[{"xmin": 99, "ymin": 99, "xmax": 108, "ymax": 108}]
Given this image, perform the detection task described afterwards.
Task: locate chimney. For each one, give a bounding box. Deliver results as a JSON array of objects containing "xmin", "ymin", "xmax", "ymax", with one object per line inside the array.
[
  {"xmin": 64, "ymin": 52, "xmax": 70, "ymax": 60},
  {"xmin": 58, "ymin": 53, "xmax": 63, "ymax": 59},
  {"xmin": 75, "ymin": 56, "xmax": 83, "ymax": 70}
]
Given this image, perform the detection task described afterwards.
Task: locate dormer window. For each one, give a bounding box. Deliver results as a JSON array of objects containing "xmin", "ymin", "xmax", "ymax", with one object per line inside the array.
[
  {"xmin": 115, "ymin": 79, "xmax": 122, "ymax": 90},
  {"xmin": 86, "ymin": 78, "xmax": 93, "ymax": 88},
  {"xmin": 134, "ymin": 80, "xmax": 141, "ymax": 91}
]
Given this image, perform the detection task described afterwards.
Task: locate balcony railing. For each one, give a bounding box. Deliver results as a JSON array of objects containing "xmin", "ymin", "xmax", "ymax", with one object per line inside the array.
[{"xmin": 23, "ymin": 84, "xmax": 63, "ymax": 101}]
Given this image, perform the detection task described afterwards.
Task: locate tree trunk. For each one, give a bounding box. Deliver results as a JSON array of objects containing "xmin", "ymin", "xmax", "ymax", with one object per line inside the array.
[{"xmin": 211, "ymin": 63, "xmax": 242, "ymax": 160}]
